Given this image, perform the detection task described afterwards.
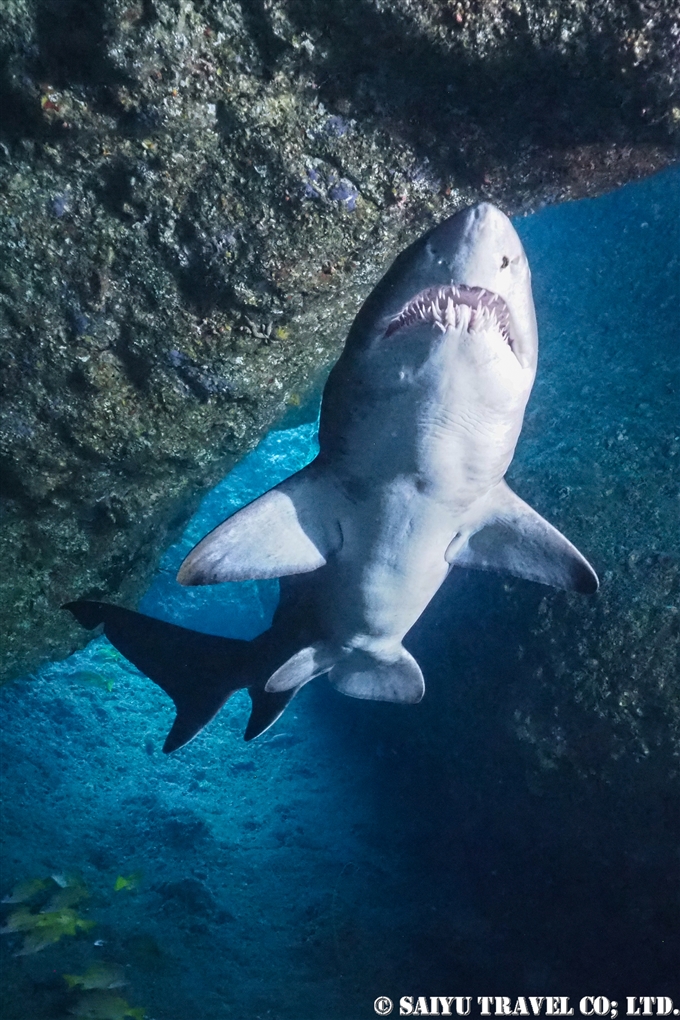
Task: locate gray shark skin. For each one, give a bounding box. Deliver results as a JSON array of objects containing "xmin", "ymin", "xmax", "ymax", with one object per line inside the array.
[{"xmin": 66, "ymin": 202, "xmax": 598, "ymax": 752}]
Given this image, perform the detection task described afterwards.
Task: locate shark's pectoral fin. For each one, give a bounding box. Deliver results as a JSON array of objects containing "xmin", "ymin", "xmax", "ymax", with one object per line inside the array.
[
  {"xmin": 329, "ymin": 647, "xmax": 425, "ymax": 704},
  {"xmin": 448, "ymin": 482, "xmax": 598, "ymax": 594},
  {"xmin": 177, "ymin": 467, "xmax": 340, "ymax": 585}
]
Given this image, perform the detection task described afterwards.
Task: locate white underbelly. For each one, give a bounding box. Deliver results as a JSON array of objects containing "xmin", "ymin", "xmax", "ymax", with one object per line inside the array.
[
  {"xmin": 317, "ymin": 366, "xmax": 525, "ymax": 650},
  {"xmin": 317, "ymin": 480, "xmax": 459, "ymax": 650}
]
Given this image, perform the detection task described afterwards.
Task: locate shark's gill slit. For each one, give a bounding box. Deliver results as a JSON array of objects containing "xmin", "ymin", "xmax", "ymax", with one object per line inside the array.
[{"xmin": 385, "ymin": 283, "xmax": 513, "ymax": 348}]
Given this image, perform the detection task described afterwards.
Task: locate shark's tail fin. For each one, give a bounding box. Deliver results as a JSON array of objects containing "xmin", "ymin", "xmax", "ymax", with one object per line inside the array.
[{"xmin": 64, "ymin": 601, "xmax": 293, "ymax": 752}]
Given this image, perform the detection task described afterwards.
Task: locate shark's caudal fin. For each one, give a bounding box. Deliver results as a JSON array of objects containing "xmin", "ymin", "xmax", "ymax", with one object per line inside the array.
[
  {"xmin": 447, "ymin": 481, "xmax": 599, "ymax": 594},
  {"xmin": 265, "ymin": 642, "xmax": 425, "ymax": 704},
  {"xmin": 64, "ymin": 601, "xmax": 293, "ymax": 752},
  {"xmin": 177, "ymin": 467, "xmax": 341, "ymax": 586}
]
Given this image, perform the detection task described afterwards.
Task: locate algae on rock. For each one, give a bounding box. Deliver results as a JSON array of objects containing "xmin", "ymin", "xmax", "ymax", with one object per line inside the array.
[{"xmin": 1, "ymin": 0, "xmax": 679, "ymax": 680}]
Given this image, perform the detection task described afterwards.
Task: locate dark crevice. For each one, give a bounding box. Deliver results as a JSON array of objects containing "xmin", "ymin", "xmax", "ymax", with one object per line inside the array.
[
  {"xmin": 32, "ymin": 0, "xmax": 126, "ymax": 89},
  {"xmin": 0, "ymin": 460, "xmax": 31, "ymax": 503},
  {"xmin": 115, "ymin": 323, "xmax": 153, "ymax": 392},
  {"xmin": 96, "ymin": 160, "xmax": 135, "ymax": 216},
  {"xmin": 284, "ymin": 0, "xmax": 677, "ymax": 183},
  {"xmin": 0, "ymin": 58, "xmax": 63, "ymax": 143},
  {"xmin": 236, "ymin": 0, "xmax": 289, "ymax": 76}
]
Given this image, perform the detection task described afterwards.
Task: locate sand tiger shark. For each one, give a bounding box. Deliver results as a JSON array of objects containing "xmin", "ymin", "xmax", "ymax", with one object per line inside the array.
[{"xmin": 66, "ymin": 202, "xmax": 598, "ymax": 752}]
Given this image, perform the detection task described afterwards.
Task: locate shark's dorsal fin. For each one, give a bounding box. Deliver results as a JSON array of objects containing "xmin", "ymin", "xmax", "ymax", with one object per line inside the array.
[
  {"xmin": 448, "ymin": 482, "xmax": 599, "ymax": 594},
  {"xmin": 177, "ymin": 467, "xmax": 341, "ymax": 585}
]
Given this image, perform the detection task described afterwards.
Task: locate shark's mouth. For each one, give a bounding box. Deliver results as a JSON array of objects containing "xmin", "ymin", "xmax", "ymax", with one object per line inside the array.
[{"xmin": 385, "ymin": 284, "xmax": 513, "ymax": 348}]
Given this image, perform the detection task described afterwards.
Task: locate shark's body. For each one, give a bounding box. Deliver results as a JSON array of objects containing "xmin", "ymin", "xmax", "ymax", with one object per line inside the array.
[{"xmin": 67, "ymin": 203, "xmax": 598, "ymax": 752}]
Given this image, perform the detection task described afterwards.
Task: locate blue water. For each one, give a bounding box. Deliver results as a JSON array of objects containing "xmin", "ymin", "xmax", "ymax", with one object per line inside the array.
[
  {"xmin": 1, "ymin": 169, "xmax": 678, "ymax": 1019},
  {"xmin": 139, "ymin": 418, "xmax": 320, "ymax": 638}
]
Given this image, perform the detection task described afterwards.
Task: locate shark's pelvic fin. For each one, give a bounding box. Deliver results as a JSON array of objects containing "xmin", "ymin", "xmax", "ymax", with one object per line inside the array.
[
  {"xmin": 329, "ymin": 646, "xmax": 425, "ymax": 704},
  {"xmin": 448, "ymin": 482, "xmax": 599, "ymax": 594},
  {"xmin": 264, "ymin": 642, "xmax": 337, "ymax": 693},
  {"xmin": 265, "ymin": 642, "xmax": 425, "ymax": 704},
  {"xmin": 64, "ymin": 601, "xmax": 254, "ymax": 752},
  {"xmin": 177, "ymin": 468, "xmax": 340, "ymax": 586}
]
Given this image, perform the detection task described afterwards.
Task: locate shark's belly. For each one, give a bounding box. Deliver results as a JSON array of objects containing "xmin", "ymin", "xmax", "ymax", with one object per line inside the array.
[
  {"xmin": 327, "ymin": 372, "xmax": 523, "ymax": 521},
  {"xmin": 317, "ymin": 480, "xmax": 458, "ymax": 649},
  {"xmin": 318, "ymin": 386, "xmax": 520, "ymax": 649}
]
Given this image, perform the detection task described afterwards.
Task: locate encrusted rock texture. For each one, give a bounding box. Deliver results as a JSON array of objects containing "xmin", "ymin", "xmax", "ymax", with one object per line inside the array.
[{"xmin": 1, "ymin": 0, "xmax": 678, "ymax": 681}]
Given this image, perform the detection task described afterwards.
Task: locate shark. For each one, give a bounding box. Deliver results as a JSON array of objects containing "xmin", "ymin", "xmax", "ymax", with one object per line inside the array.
[{"xmin": 66, "ymin": 202, "xmax": 598, "ymax": 753}]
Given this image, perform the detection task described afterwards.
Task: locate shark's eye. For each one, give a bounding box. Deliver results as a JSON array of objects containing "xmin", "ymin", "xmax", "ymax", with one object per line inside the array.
[{"xmin": 500, "ymin": 256, "xmax": 509, "ymax": 269}]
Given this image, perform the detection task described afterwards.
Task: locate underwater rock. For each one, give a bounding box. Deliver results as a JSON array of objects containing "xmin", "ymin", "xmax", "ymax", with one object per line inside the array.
[
  {"xmin": 155, "ymin": 877, "xmax": 217, "ymax": 918},
  {"xmin": 0, "ymin": 0, "xmax": 679, "ymax": 680}
]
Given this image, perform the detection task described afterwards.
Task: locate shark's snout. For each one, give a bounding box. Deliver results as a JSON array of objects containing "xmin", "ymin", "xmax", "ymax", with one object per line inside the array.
[
  {"xmin": 424, "ymin": 202, "xmax": 515, "ymax": 270},
  {"xmin": 385, "ymin": 202, "xmax": 538, "ymax": 372}
]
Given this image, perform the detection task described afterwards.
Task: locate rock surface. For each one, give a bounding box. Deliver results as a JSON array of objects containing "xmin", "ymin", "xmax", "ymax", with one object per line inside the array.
[{"xmin": 1, "ymin": 0, "xmax": 678, "ymax": 680}]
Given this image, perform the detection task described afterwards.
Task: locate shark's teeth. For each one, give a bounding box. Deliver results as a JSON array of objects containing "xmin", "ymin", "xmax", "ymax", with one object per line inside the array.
[{"xmin": 385, "ymin": 284, "xmax": 513, "ymax": 347}]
